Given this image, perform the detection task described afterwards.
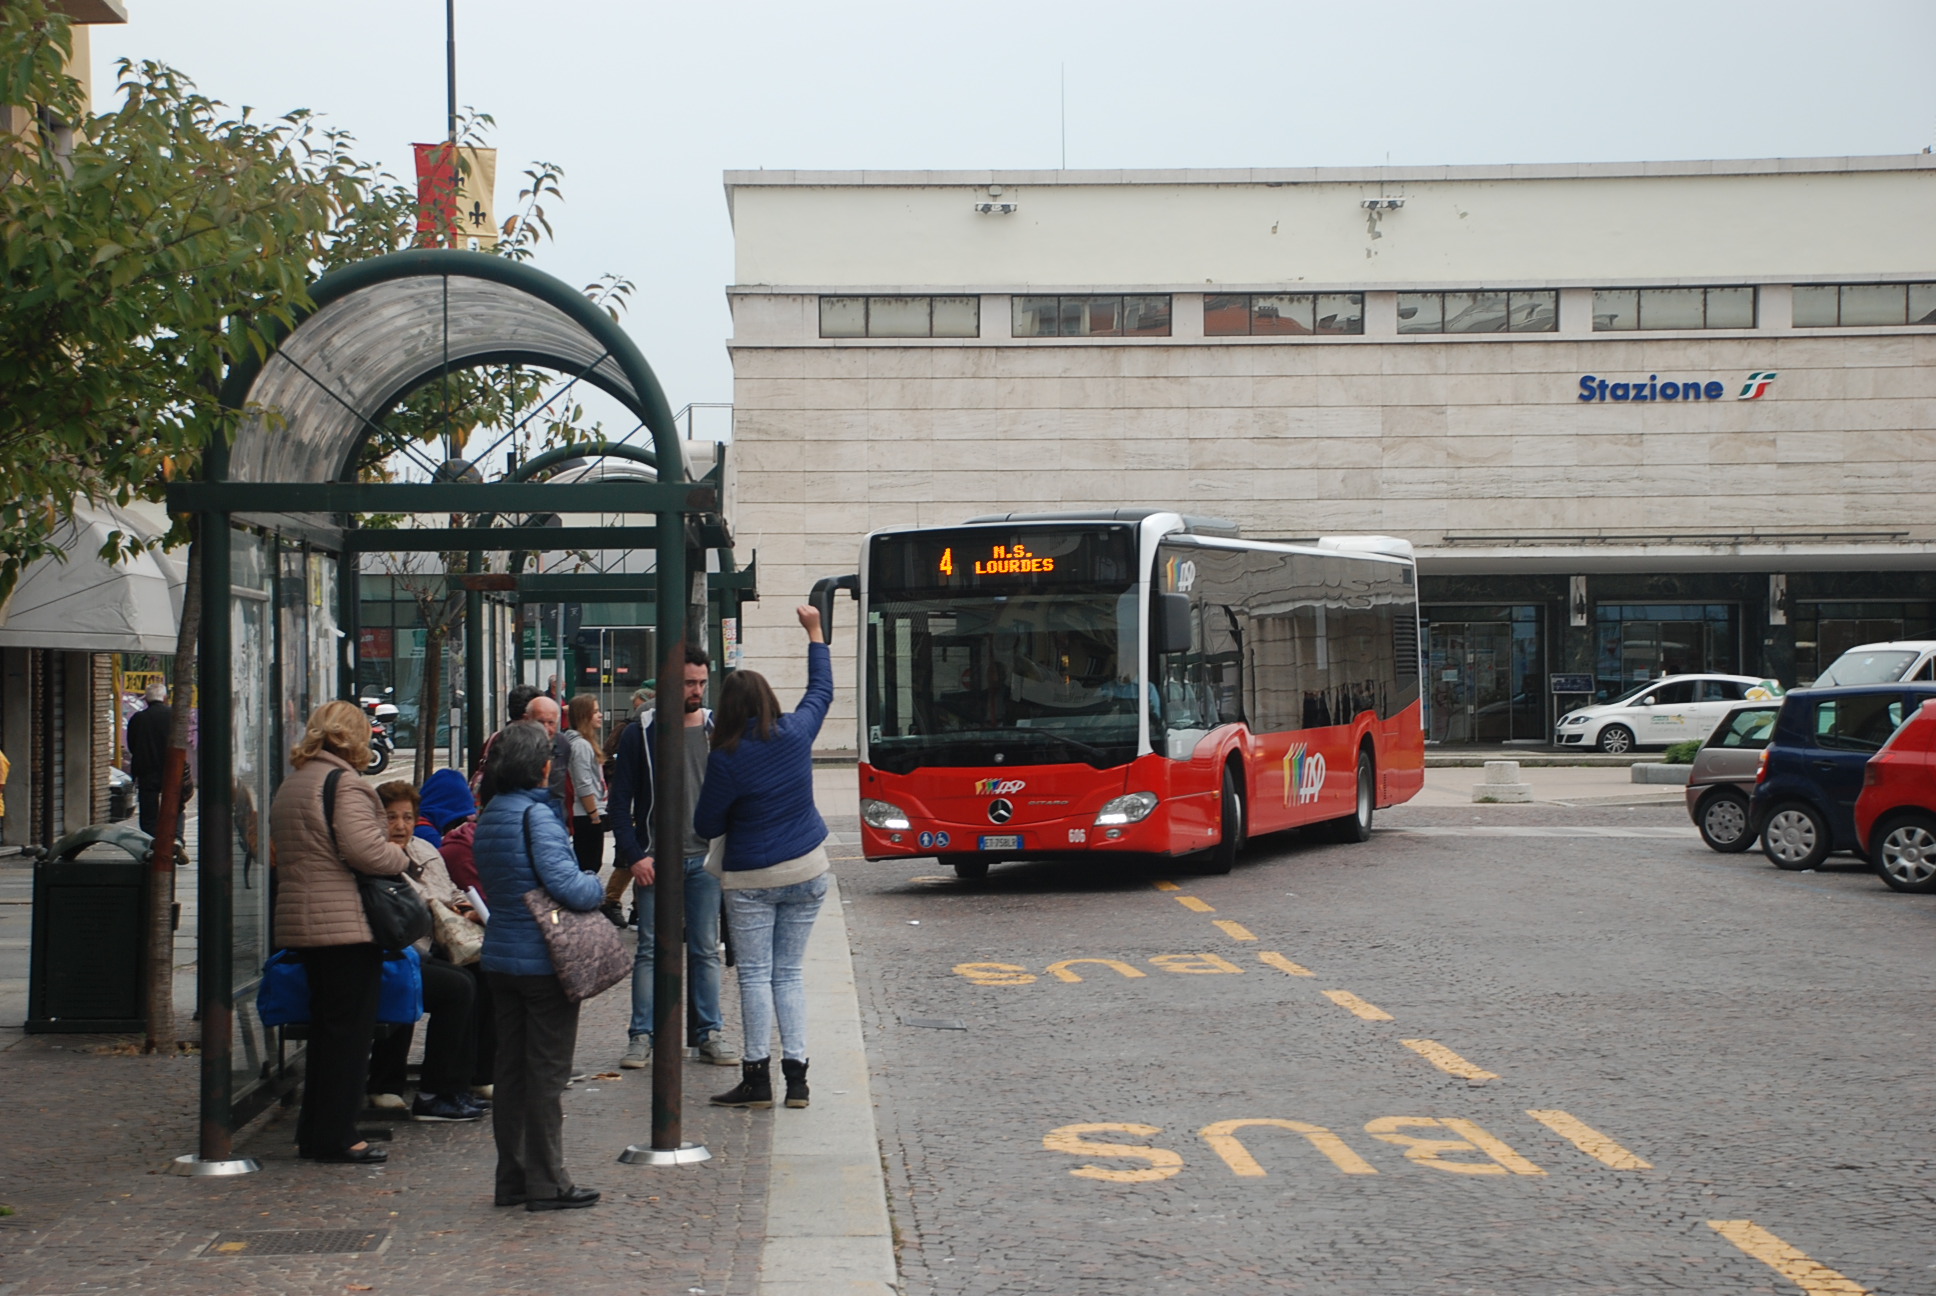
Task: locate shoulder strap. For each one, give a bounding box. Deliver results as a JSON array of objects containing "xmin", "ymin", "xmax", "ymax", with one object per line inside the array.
[
  {"xmin": 322, "ymin": 768, "xmax": 346, "ymax": 862},
  {"xmin": 521, "ymin": 802, "xmax": 538, "ymax": 868}
]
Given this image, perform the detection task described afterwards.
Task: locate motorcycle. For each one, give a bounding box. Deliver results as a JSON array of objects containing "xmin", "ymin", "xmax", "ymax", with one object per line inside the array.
[{"xmin": 360, "ymin": 688, "xmax": 398, "ymax": 775}]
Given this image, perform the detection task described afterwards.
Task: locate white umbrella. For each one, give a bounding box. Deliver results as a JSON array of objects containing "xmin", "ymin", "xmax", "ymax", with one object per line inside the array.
[{"xmin": 0, "ymin": 501, "xmax": 185, "ymax": 653}]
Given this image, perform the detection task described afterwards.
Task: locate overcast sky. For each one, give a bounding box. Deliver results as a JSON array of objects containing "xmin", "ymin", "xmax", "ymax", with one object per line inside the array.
[{"xmin": 93, "ymin": 0, "xmax": 1936, "ymax": 428}]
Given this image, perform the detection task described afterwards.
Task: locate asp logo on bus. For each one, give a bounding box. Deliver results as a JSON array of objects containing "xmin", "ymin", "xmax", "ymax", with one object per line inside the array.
[
  {"xmin": 1282, "ymin": 745, "xmax": 1325, "ymax": 806},
  {"xmin": 975, "ymin": 778, "xmax": 1027, "ymax": 796}
]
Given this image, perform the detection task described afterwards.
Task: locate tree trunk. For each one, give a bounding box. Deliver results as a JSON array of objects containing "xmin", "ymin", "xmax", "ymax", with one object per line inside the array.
[
  {"xmin": 414, "ymin": 624, "xmax": 445, "ymax": 785},
  {"xmin": 145, "ymin": 518, "xmax": 201, "ymax": 1054}
]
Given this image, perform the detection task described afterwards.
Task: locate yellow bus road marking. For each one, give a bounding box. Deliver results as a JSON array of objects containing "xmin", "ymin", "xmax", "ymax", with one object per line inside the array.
[
  {"xmin": 1042, "ymin": 1124, "xmax": 1183, "ymax": 1183},
  {"xmin": 1708, "ymin": 1221, "xmax": 1871, "ymax": 1295},
  {"xmin": 1200, "ymin": 1118, "xmax": 1378, "ymax": 1176},
  {"xmin": 1399, "ymin": 1038, "xmax": 1498, "ymax": 1080},
  {"xmin": 1151, "ymin": 879, "xmax": 1181, "ymax": 892},
  {"xmin": 1212, "ymin": 919, "xmax": 1257, "ymax": 941},
  {"xmin": 1365, "ymin": 1117, "xmax": 1544, "ymax": 1176},
  {"xmin": 1322, "ymin": 990, "xmax": 1395, "ymax": 1021},
  {"xmin": 1175, "ymin": 895, "xmax": 1215, "ymax": 913},
  {"xmin": 1258, "ymin": 951, "xmax": 1315, "ymax": 976},
  {"xmin": 1525, "ymin": 1109, "xmax": 1652, "ymax": 1170}
]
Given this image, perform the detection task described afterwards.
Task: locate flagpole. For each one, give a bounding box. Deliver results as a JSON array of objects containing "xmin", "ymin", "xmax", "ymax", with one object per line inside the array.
[{"xmin": 446, "ymin": 0, "xmax": 457, "ymax": 143}]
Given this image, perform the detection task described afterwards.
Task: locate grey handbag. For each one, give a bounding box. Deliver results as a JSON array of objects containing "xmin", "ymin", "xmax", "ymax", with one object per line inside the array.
[{"xmin": 518, "ymin": 806, "xmax": 629, "ymax": 1003}]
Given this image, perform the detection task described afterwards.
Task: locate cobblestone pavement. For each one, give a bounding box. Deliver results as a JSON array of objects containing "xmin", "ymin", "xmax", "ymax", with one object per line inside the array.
[
  {"xmin": 840, "ymin": 800, "xmax": 1936, "ymax": 1295},
  {"xmin": 0, "ymin": 967, "xmax": 770, "ymax": 1295}
]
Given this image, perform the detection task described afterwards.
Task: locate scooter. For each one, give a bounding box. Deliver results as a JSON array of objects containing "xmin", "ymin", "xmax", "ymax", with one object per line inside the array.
[{"xmin": 360, "ymin": 688, "xmax": 398, "ymax": 775}]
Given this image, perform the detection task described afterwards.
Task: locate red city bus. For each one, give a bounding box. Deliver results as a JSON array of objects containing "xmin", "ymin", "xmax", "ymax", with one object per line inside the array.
[{"xmin": 813, "ymin": 510, "xmax": 1424, "ymax": 879}]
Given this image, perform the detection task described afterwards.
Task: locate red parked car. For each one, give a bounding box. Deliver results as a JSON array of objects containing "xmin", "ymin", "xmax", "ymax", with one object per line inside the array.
[{"xmin": 1853, "ymin": 698, "xmax": 1936, "ymax": 894}]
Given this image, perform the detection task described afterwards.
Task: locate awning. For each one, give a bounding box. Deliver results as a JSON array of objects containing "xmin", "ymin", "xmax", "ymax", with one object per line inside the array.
[{"xmin": 0, "ymin": 501, "xmax": 184, "ymax": 653}]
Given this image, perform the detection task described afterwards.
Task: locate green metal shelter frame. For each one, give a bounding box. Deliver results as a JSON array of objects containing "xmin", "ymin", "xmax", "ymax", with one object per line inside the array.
[{"xmin": 166, "ymin": 249, "xmax": 722, "ymax": 1172}]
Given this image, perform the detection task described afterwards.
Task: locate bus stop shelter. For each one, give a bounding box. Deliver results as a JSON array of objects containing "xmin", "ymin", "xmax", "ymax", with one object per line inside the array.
[{"xmin": 166, "ymin": 249, "xmax": 728, "ymax": 1173}]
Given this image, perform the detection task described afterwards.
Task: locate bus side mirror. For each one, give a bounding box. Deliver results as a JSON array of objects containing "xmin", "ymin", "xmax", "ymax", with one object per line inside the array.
[{"xmin": 1155, "ymin": 593, "xmax": 1193, "ymax": 654}]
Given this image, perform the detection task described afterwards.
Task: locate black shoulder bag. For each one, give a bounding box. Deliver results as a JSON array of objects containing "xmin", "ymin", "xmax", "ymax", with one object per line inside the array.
[{"xmin": 323, "ymin": 768, "xmax": 433, "ymax": 952}]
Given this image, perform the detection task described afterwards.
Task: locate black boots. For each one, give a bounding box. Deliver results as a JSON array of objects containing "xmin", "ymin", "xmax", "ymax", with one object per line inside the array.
[
  {"xmin": 710, "ymin": 1058, "xmax": 772, "ymax": 1108},
  {"xmin": 781, "ymin": 1058, "xmax": 810, "ymax": 1109}
]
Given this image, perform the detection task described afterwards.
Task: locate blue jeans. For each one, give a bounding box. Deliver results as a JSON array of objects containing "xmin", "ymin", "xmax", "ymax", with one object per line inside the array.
[
  {"xmin": 724, "ymin": 874, "xmax": 828, "ymax": 1063},
  {"xmin": 629, "ymin": 854, "xmax": 723, "ymax": 1041}
]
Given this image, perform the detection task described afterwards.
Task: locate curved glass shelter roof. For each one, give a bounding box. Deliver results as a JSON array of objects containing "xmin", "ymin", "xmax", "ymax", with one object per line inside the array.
[{"xmin": 217, "ymin": 249, "xmax": 684, "ymax": 491}]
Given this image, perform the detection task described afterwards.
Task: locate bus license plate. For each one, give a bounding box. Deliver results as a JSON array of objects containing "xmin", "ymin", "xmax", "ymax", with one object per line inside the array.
[{"xmin": 978, "ymin": 835, "xmax": 1021, "ymax": 851}]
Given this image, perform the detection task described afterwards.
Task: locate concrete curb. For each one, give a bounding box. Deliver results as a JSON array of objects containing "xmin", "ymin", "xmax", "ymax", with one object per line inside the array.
[{"xmin": 756, "ymin": 872, "xmax": 898, "ymax": 1296}]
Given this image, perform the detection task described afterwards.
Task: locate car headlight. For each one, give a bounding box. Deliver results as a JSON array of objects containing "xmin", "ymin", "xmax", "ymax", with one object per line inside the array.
[
  {"xmin": 861, "ymin": 798, "xmax": 911, "ymax": 831},
  {"xmin": 1562, "ymin": 715, "xmax": 1589, "ymax": 726},
  {"xmin": 1095, "ymin": 792, "xmax": 1158, "ymax": 826}
]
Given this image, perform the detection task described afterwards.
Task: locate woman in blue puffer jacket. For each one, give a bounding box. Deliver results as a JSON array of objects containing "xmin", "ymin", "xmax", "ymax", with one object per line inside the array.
[
  {"xmin": 474, "ymin": 722, "xmax": 605, "ymax": 1213},
  {"xmin": 694, "ymin": 604, "xmax": 833, "ymax": 1111}
]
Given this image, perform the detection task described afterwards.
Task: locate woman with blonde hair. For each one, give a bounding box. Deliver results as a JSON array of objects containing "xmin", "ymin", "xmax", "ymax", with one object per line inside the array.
[
  {"xmin": 268, "ymin": 699, "xmax": 410, "ymax": 1164},
  {"xmin": 564, "ymin": 694, "xmax": 609, "ymax": 876}
]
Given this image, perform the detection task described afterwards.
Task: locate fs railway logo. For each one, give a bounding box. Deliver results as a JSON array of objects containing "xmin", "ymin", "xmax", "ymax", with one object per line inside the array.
[
  {"xmin": 1738, "ymin": 371, "xmax": 1779, "ymax": 400},
  {"xmin": 975, "ymin": 778, "xmax": 1026, "ymax": 796},
  {"xmin": 1282, "ymin": 744, "xmax": 1326, "ymax": 806}
]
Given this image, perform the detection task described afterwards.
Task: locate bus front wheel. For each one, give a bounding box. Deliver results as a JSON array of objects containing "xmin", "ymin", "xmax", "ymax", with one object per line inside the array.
[
  {"xmin": 1200, "ymin": 765, "xmax": 1246, "ymax": 874},
  {"xmin": 953, "ymin": 856, "xmax": 991, "ymax": 881}
]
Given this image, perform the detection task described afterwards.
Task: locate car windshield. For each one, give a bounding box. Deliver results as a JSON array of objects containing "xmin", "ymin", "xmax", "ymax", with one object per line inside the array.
[
  {"xmin": 1706, "ymin": 706, "xmax": 1779, "ymax": 749},
  {"xmin": 1603, "ymin": 679, "xmax": 1663, "ymax": 707},
  {"xmin": 1814, "ymin": 650, "xmax": 1918, "ymax": 687},
  {"xmin": 865, "ymin": 590, "xmax": 1142, "ymax": 773}
]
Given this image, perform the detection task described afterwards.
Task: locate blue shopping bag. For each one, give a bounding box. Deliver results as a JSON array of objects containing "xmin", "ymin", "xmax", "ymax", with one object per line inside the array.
[{"xmin": 256, "ymin": 947, "xmax": 423, "ymax": 1027}]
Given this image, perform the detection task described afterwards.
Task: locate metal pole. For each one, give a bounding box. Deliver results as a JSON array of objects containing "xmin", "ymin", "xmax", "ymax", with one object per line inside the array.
[
  {"xmin": 465, "ymin": 551, "xmax": 486, "ymax": 771},
  {"xmin": 445, "ymin": 0, "xmax": 457, "ymax": 144},
  {"xmin": 172, "ymin": 515, "xmax": 257, "ymax": 1176}
]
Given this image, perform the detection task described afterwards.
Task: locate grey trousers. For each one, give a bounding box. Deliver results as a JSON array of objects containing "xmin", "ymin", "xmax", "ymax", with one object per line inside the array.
[{"xmin": 486, "ymin": 970, "xmax": 581, "ymax": 1200}]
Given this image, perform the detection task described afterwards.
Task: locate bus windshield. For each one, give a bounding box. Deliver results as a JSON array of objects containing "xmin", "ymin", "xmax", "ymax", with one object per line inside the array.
[{"xmin": 866, "ymin": 589, "xmax": 1142, "ymax": 772}]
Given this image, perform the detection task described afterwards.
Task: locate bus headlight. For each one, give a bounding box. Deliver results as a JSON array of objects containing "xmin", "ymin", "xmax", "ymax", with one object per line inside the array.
[
  {"xmin": 861, "ymin": 798, "xmax": 912, "ymax": 831},
  {"xmin": 1094, "ymin": 792, "xmax": 1158, "ymax": 826}
]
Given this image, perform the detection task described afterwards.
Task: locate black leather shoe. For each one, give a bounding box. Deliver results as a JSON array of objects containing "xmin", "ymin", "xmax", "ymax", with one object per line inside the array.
[
  {"xmin": 306, "ymin": 1144, "xmax": 387, "ymax": 1165},
  {"xmin": 525, "ymin": 1186, "xmax": 600, "ymax": 1212}
]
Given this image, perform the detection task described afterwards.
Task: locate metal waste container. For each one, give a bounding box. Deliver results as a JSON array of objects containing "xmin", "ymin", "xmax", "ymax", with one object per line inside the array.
[{"xmin": 26, "ymin": 825, "xmax": 154, "ymax": 1033}]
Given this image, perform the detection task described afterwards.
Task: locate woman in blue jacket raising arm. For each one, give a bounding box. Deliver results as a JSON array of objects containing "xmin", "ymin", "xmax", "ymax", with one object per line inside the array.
[{"xmin": 696, "ymin": 604, "xmax": 832, "ymax": 1110}]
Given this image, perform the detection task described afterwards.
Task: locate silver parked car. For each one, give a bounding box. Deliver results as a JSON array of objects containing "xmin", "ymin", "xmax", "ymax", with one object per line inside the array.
[{"xmin": 1684, "ymin": 701, "xmax": 1782, "ymax": 852}]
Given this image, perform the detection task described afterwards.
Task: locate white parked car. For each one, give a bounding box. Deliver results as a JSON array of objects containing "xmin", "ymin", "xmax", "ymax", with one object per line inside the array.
[
  {"xmin": 1554, "ymin": 674, "xmax": 1783, "ymax": 754},
  {"xmin": 1812, "ymin": 641, "xmax": 1936, "ymax": 687}
]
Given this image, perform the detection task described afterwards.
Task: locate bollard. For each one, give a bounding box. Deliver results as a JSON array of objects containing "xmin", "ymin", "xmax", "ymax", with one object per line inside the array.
[{"xmin": 1472, "ymin": 760, "xmax": 1534, "ymax": 804}]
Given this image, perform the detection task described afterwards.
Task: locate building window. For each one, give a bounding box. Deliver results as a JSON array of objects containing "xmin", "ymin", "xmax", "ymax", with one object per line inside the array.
[
  {"xmin": 1204, "ymin": 293, "xmax": 1364, "ymax": 336},
  {"xmin": 1792, "ymin": 283, "xmax": 1936, "ymax": 328},
  {"xmin": 1011, "ymin": 295, "xmax": 1172, "ymax": 338},
  {"xmin": 818, "ymin": 296, "xmax": 981, "ymax": 339},
  {"xmin": 1592, "ymin": 286, "xmax": 1756, "ymax": 331},
  {"xmin": 1396, "ymin": 290, "xmax": 1557, "ymax": 334}
]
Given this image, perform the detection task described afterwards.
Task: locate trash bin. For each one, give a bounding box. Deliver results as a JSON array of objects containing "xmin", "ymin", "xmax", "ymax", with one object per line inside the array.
[{"xmin": 26, "ymin": 824, "xmax": 154, "ymax": 1033}]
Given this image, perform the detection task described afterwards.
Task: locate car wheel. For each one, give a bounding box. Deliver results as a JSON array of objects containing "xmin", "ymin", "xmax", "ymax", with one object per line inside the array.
[
  {"xmin": 1760, "ymin": 802, "xmax": 1830, "ymax": 871},
  {"xmin": 1198, "ymin": 764, "xmax": 1246, "ymax": 875},
  {"xmin": 1872, "ymin": 813, "xmax": 1936, "ymax": 893},
  {"xmin": 1696, "ymin": 789, "xmax": 1754, "ymax": 853},
  {"xmin": 952, "ymin": 856, "xmax": 991, "ymax": 882},
  {"xmin": 1597, "ymin": 725, "xmax": 1635, "ymax": 755}
]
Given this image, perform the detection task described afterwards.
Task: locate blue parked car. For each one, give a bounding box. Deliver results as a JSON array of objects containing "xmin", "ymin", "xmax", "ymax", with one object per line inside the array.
[{"xmin": 1752, "ymin": 682, "xmax": 1936, "ymax": 871}]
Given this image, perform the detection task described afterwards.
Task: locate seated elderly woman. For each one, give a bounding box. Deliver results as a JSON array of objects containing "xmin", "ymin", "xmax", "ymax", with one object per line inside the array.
[{"xmin": 367, "ymin": 780, "xmax": 487, "ymax": 1124}]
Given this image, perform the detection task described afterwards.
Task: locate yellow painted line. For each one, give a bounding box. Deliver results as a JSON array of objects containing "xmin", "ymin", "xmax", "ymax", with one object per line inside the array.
[
  {"xmin": 1258, "ymin": 951, "xmax": 1315, "ymax": 977},
  {"xmin": 1708, "ymin": 1221, "xmax": 1871, "ymax": 1295},
  {"xmin": 1525, "ymin": 1109, "xmax": 1652, "ymax": 1170},
  {"xmin": 1151, "ymin": 880, "xmax": 1181, "ymax": 892},
  {"xmin": 1322, "ymin": 990, "xmax": 1394, "ymax": 1021},
  {"xmin": 1211, "ymin": 919, "xmax": 1256, "ymax": 941},
  {"xmin": 1175, "ymin": 895, "xmax": 1215, "ymax": 913},
  {"xmin": 1438, "ymin": 1118, "xmax": 1545, "ymax": 1176},
  {"xmin": 1398, "ymin": 1038, "xmax": 1498, "ymax": 1079}
]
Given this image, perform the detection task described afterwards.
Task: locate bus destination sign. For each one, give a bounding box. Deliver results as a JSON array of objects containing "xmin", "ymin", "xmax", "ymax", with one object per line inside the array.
[{"xmin": 870, "ymin": 526, "xmax": 1136, "ymax": 593}]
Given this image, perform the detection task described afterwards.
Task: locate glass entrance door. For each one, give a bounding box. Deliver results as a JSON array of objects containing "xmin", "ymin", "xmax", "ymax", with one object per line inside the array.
[{"xmin": 1427, "ymin": 620, "xmax": 1541, "ymax": 743}]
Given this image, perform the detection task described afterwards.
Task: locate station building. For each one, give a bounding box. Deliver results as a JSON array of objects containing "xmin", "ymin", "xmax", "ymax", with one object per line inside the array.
[{"xmin": 723, "ymin": 156, "xmax": 1936, "ymax": 746}]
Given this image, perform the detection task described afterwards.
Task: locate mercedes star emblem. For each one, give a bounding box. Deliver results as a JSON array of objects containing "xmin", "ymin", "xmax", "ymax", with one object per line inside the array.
[{"xmin": 988, "ymin": 798, "xmax": 1014, "ymax": 825}]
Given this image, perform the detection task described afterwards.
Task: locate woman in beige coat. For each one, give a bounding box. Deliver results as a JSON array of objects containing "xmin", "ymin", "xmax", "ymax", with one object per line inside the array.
[{"xmin": 269, "ymin": 700, "xmax": 410, "ymax": 1164}]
